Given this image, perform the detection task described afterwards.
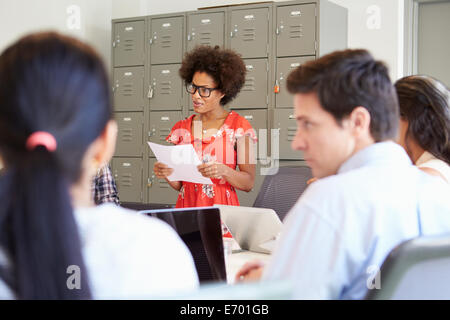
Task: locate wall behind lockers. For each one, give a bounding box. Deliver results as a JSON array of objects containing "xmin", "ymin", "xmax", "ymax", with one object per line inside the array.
[
  {"xmin": 0, "ymin": 0, "xmax": 112, "ymax": 69},
  {"xmin": 0, "ymin": 0, "xmax": 405, "ymax": 81}
]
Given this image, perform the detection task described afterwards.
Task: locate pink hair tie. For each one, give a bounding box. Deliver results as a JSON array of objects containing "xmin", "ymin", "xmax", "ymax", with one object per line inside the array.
[{"xmin": 26, "ymin": 131, "xmax": 57, "ymax": 152}]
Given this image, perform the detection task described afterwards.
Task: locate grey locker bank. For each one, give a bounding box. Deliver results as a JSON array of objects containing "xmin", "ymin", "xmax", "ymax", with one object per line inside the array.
[{"xmin": 111, "ymin": 0, "xmax": 347, "ymax": 207}]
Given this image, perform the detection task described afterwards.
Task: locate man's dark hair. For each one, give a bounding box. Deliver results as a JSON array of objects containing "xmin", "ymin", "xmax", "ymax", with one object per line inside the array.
[
  {"xmin": 286, "ymin": 49, "xmax": 399, "ymax": 141},
  {"xmin": 179, "ymin": 45, "xmax": 246, "ymax": 106}
]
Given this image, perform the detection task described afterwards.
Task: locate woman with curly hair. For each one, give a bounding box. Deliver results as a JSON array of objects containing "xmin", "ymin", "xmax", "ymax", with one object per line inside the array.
[
  {"xmin": 153, "ymin": 46, "xmax": 257, "ymax": 207},
  {"xmin": 395, "ymin": 75, "xmax": 450, "ymax": 183}
]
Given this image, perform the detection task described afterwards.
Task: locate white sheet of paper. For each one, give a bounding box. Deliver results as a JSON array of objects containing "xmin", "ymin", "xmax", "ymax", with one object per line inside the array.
[{"xmin": 148, "ymin": 142, "xmax": 213, "ymax": 184}]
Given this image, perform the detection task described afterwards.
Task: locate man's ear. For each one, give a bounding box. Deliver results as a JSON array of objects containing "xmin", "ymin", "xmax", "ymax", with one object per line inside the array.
[
  {"xmin": 349, "ymin": 106, "xmax": 371, "ymax": 138},
  {"xmin": 92, "ymin": 120, "xmax": 118, "ymax": 166}
]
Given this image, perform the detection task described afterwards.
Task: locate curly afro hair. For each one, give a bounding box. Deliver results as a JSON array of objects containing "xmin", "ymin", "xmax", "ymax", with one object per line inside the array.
[{"xmin": 179, "ymin": 45, "xmax": 246, "ymax": 106}]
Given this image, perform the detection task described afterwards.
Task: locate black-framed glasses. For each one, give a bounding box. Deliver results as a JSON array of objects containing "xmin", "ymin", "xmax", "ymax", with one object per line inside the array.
[{"xmin": 186, "ymin": 83, "xmax": 219, "ymax": 98}]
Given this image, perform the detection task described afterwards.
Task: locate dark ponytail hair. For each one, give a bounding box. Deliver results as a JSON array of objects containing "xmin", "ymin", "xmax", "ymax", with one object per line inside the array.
[
  {"xmin": 0, "ymin": 32, "xmax": 112, "ymax": 299},
  {"xmin": 395, "ymin": 75, "xmax": 450, "ymax": 165}
]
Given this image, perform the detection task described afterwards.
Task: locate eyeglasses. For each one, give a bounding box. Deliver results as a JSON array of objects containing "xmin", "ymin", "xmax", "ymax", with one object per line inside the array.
[{"xmin": 186, "ymin": 83, "xmax": 219, "ymax": 98}]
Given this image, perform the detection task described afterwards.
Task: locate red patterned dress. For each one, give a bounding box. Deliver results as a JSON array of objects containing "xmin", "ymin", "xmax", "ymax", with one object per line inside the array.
[{"xmin": 166, "ymin": 111, "xmax": 257, "ymax": 208}]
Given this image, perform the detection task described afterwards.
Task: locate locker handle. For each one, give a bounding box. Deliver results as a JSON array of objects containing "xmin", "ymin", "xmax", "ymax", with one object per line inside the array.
[
  {"xmin": 244, "ymin": 115, "xmax": 253, "ymax": 120},
  {"xmin": 276, "ymin": 25, "xmax": 284, "ymax": 35},
  {"xmin": 147, "ymin": 85, "xmax": 154, "ymax": 99},
  {"xmin": 148, "ymin": 176, "xmax": 154, "ymax": 187},
  {"xmin": 112, "ymin": 41, "xmax": 116, "ymax": 48}
]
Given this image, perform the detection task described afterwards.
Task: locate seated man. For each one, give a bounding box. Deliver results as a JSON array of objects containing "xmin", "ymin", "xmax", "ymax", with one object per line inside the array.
[
  {"xmin": 92, "ymin": 164, "xmax": 120, "ymax": 205},
  {"xmin": 237, "ymin": 49, "xmax": 450, "ymax": 299}
]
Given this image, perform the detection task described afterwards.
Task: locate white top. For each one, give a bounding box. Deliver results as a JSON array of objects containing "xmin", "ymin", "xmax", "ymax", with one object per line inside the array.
[
  {"xmin": 0, "ymin": 203, "xmax": 199, "ymax": 299},
  {"xmin": 416, "ymin": 151, "xmax": 450, "ymax": 184},
  {"xmin": 263, "ymin": 142, "xmax": 450, "ymax": 300}
]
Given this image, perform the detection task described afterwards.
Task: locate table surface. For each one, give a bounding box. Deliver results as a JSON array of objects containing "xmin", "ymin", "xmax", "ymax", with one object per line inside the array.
[{"xmin": 225, "ymin": 240, "xmax": 272, "ymax": 284}]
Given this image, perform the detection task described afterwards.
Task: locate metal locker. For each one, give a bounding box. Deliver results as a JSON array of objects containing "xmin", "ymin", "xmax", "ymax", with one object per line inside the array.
[
  {"xmin": 273, "ymin": 109, "xmax": 303, "ymax": 160},
  {"xmin": 230, "ymin": 7, "xmax": 269, "ymax": 59},
  {"xmin": 228, "ymin": 59, "xmax": 269, "ymax": 109},
  {"xmin": 233, "ymin": 109, "xmax": 267, "ymax": 159},
  {"xmin": 113, "ymin": 21, "xmax": 145, "ymax": 67},
  {"xmin": 187, "ymin": 12, "xmax": 225, "ymax": 52},
  {"xmin": 114, "ymin": 112, "xmax": 144, "ymax": 157},
  {"xmin": 275, "ymin": 56, "xmax": 315, "ymax": 108},
  {"xmin": 112, "ymin": 66, "xmax": 145, "ymax": 112},
  {"xmin": 147, "ymin": 158, "xmax": 179, "ymax": 204},
  {"xmin": 148, "ymin": 64, "xmax": 183, "ymax": 111},
  {"xmin": 276, "ymin": 3, "xmax": 316, "ymax": 57},
  {"xmin": 150, "ymin": 16, "xmax": 183, "ymax": 65},
  {"xmin": 112, "ymin": 158, "xmax": 143, "ymax": 203},
  {"xmin": 148, "ymin": 111, "xmax": 183, "ymax": 157}
]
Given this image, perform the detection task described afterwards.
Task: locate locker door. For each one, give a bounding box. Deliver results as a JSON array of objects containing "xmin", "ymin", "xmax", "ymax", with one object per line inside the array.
[
  {"xmin": 113, "ymin": 21, "xmax": 145, "ymax": 67},
  {"xmin": 187, "ymin": 12, "xmax": 225, "ymax": 51},
  {"xmin": 148, "ymin": 158, "xmax": 179, "ymax": 204},
  {"xmin": 150, "ymin": 16, "xmax": 183, "ymax": 64},
  {"xmin": 148, "ymin": 111, "xmax": 183, "ymax": 157},
  {"xmin": 276, "ymin": 4, "xmax": 316, "ymax": 57},
  {"xmin": 114, "ymin": 112, "xmax": 143, "ymax": 157},
  {"xmin": 233, "ymin": 109, "xmax": 267, "ymax": 159},
  {"xmin": 113, "ymin": 66, "xmax": 145, "ymax": 112},
  {"xmin": 230, "ymin": 7, "xmax": 269, "ymax": 59},
  {"xmin": 112, "ymin": 158, "xmax": 143, "ymax": 203},
  {"xmin": 229, "ymin": 59, "xmax": 268, "ymax": 109},
  {"xmin": 149, "ymin": 64, "xmax": 183, "ymax": 111},
  {"xmin": 273, "ymin": 109, "xmax": 303, "ymax": 160},
  {"xmin": 275, "ymin": 56, "xmax": 315, "ymax": 108}
]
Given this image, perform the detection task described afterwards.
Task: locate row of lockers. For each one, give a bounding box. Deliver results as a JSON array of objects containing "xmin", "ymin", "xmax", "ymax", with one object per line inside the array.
[
  {"xmin": 112, "ymin": 3, "xmax": 318, "ymax": 67},
  {"xmin": 112, "ymin": 157, "xmax": 307, "ymax": 206},
  {"xmin": 114, "ymin": 108, "xmax": 303, "ymax": 161},
  {"xmin": 112, "ymin": 55, "xmax": 314, "ymax": 112},
  {"xmin": 111, "ymin": 0, "xmax": 347, "ymax": 204}
]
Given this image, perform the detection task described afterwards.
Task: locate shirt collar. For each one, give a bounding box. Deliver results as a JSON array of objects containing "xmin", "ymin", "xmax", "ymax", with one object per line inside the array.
[
  {"xmin": 338, "ymin": 141, "xmax": 412, "ymax": 175},
  {"xmin": 415, "ymin": 151, "xmax": 435, "ymax": 166}
]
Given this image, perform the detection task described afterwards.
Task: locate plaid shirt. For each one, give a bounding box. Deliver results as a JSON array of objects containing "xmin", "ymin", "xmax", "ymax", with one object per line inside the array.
[{"xmin": 92, "ymin": 164, "xmax": 120, "ymax": 206}]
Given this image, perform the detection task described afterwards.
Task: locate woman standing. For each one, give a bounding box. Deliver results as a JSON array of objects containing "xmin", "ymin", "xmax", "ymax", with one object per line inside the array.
[
  {"xmin": 395, "ymin": 75, "xmax": 450, "ymax": 183},
  {"xmin": 153, "ymin": 46, "xmax": 257, "ymax": 207}
]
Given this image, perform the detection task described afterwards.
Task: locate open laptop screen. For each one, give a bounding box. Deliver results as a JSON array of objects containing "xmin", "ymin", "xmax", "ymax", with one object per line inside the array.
[{"xmin": 139, "ymin": 206, "xmax": 226, "ymax": 284}]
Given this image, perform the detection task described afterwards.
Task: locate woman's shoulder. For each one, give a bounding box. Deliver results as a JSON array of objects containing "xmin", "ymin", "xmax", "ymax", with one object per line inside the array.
[
  {"xmin": 225, "ymin": 111, "xmax": 257, "ymax": 141},
  {"xmin": 74, "ymin": 204, "xmax": 180, "ymax": 243}
]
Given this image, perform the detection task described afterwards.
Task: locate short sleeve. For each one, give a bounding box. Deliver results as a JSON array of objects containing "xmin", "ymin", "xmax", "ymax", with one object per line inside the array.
[
  {"xmin": 234, "ymin": 115, "xmax": 258, "ymax": 143},
  {"xmin": 165, "ymin": 120, "xmax": 191, "ymax": 145}
]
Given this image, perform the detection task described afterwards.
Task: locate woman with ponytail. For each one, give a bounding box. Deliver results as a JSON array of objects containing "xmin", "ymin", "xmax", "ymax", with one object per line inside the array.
[
  {"xmin": 0, "ymin": 32, "xmax": 198, "ymax": 299},
  {"xmin": 395, "ymin": 75, "xmax": 450, "ymax": 183}
]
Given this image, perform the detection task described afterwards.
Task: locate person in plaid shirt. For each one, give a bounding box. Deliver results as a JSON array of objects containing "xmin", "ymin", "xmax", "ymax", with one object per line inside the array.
[{"xmin": 92, "ymin": 164, "xmax": 120, "ymax": 205}]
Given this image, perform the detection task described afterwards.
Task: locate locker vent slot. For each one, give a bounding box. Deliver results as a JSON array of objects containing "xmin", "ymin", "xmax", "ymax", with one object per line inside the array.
[
  {"xmin": 243, "ymin": 28, "xmax": 256, "ymax": 41},
  {"xmin": 289, "ymin": 25, "xmax": 303, "ymax": 39}
]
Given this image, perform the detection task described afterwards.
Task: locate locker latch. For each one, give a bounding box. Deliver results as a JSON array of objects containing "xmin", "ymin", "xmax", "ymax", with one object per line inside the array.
[
  {"xmin": 274, "ymin": 80, "xmax": 280, "ymax": 94},
  {"xmin": 148, "ymin": 128, "xmax": 156, "ymax": 137},
  {"xmin": 147, "ymin": 85, "xmax": 154, "ymax": 99},
  {"xmin": 148, "ymin": 176, "xmax": 154, "ymax": 187},
  {"xmin": 276, "ymin": 25, "xmax": 284, "ymax": 35}
]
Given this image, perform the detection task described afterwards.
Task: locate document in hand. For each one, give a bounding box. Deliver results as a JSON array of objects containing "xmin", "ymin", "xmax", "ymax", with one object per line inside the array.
[{"xmin": 148, "ymin": 142, "xmax": 213, "ymax": 184}]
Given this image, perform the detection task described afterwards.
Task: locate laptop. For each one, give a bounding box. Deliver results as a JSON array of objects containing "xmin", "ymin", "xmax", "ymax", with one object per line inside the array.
[
  {"xmin": 139, "ymin": 206, "xmax": 226, "ymax": 284},
  {"xmin": 214, "ymin": 205, "xmax": 283, "ymax": 254}
]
